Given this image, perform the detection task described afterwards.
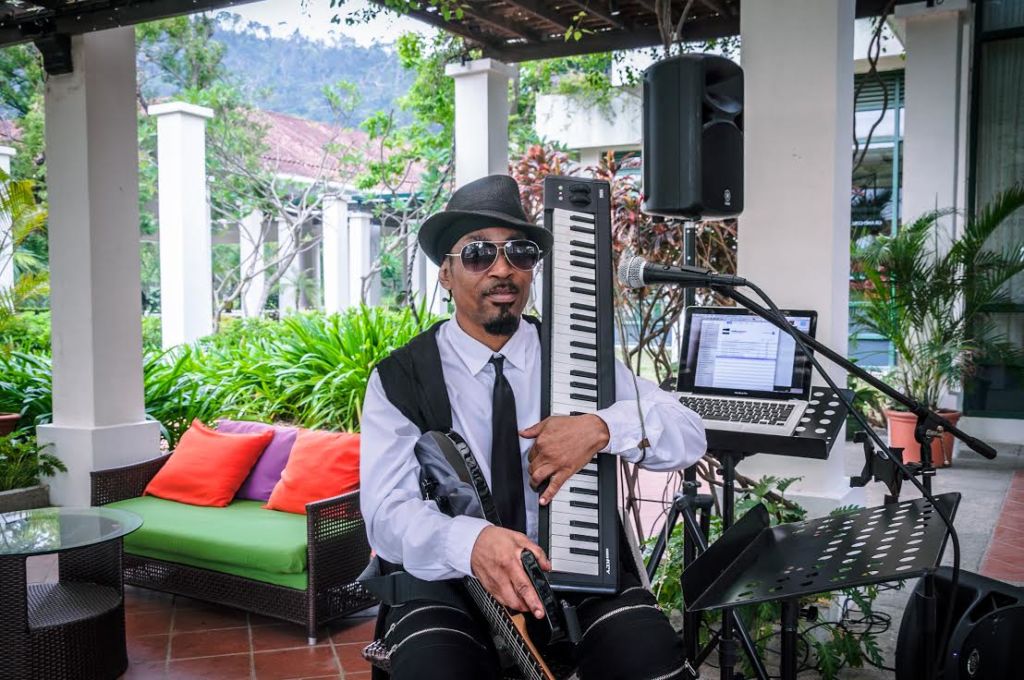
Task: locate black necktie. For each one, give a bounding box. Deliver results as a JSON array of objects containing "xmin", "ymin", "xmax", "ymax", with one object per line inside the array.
[{"xmin": 489, "ymin": 355, "xmax": 526, "ymax": 533}]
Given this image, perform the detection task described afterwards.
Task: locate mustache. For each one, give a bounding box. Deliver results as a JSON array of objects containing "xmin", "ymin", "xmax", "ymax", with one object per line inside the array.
[{"xmin": 483, "ymin": 283, "xmax": 520, "ymax": 296}]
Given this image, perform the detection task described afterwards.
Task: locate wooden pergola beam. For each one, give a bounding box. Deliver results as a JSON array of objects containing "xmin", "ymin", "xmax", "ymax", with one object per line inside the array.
[
  {"xmin": 400, "ymin": 6, "xmax": 505, "ymax": 52},
  {"xmin": 698, "ymin": 0, "xmax": 736, "ymax": 18},
  {"xmin": 562, "ymin": 0, "xmax": 628, "ymax": 31},
  {"xmin": 502, "ymin": 0, "xmax": 572, "ymax": 31},
  {"xmin": 462, "ymin": 4, "xmax": 541, "ymax": 42}
]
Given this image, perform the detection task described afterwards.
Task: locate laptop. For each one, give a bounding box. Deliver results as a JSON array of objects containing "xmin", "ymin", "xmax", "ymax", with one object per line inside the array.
[{"xmin": 674, "ymin": 307, "xmax": 818, "ymax": 435}]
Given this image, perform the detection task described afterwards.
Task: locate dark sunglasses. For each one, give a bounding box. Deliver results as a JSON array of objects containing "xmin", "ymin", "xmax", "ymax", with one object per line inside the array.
[{"xmin": 446, "ymin": 239, "xmax": 541, "ymax": 274}]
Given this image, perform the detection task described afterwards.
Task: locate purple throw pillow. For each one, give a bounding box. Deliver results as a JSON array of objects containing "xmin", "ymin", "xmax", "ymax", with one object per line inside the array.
[{"xmin": 218, "ymin": 420, "xmax": 298, "ymax": 501}]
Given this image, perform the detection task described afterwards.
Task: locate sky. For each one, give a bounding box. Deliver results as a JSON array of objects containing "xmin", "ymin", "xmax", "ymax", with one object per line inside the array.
[{"xmin": 228, "ymin": 0, "xmax": 436, "ymax": 47}]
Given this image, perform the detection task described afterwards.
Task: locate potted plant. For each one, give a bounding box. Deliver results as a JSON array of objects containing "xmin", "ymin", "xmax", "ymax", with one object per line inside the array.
[
  {"xmin": 852, "ymin": 185, "xmax": 1024, "ymax": 465},
  {"xmin": 0, "ymin": 433, "xmax": 65, "ymax": 512},
  {"xmin": 0, "ymin": 169, "xmax": 48, "ymax": 435}
]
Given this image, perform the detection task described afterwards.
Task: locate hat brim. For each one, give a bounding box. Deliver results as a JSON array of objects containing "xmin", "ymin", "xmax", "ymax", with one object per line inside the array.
[{"xmin": 419, "ymin": 209, "xmax": 554, "ymax": 266}]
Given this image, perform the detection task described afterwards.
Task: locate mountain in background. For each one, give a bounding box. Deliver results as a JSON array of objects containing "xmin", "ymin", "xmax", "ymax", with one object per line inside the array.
[{"xmin": 214, "ymin": 18, "xmax": 414, "ymax": 125}]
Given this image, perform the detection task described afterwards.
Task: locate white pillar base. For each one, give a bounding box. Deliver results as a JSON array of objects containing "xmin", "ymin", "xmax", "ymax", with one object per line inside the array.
[{"xmin": 38, "ymin": 420, "xmax": 161, "ymax": 507}]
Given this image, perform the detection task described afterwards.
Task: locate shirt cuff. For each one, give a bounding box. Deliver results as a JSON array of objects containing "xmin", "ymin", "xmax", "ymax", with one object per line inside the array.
[
  {"xmin": 445, "ymin": 515, "xmax": 492, "ymax": 578},
  {"xmin": 594, "ymin": 403, "xmax": 643, "ymax": 459}
]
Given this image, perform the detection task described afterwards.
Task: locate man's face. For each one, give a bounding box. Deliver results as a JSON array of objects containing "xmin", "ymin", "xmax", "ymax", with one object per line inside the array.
[{"xmin": 440, "ymin": 227, "xmax": 534, "ymax": 337}]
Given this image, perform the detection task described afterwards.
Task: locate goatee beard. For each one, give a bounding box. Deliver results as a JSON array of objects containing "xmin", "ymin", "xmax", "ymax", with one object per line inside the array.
[{"xmin": 483, "ymin": 307, "xmax": 520, "ymax": 336}]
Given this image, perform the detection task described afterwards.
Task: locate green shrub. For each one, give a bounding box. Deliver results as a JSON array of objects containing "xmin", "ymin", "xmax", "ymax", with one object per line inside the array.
[
  {"xmin": 0, "ymin": 350, "xmax": 53, "ymax": 429},
  {"xmin": 0, "ymin": 433, "xmax": 65, "ymax": 491},
  {"xmin": 0, "ymin": 311, "xmax": 52, "ymax": 354},
  {"xmin": 0, "ymin": 305, "xmax": 439, "ymax": 449}
]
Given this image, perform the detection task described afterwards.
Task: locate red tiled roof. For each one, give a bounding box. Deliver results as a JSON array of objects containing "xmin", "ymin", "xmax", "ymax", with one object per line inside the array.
[
  {"xmin": 252, "ymin": 109, "xmax": 423, "ymax": 194},
  {"xmin": 0, "ymin": 110, "xmax": 424, "ymax": 193},
  {"xmin": 0, "ymin": 119, "xmax": 21, "ymax": 145}
]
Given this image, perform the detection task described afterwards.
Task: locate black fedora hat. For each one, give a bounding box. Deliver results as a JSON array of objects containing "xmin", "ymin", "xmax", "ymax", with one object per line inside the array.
[{"xmin": 419, "ymin": 174, "xmax": 553, "ymax": 266}]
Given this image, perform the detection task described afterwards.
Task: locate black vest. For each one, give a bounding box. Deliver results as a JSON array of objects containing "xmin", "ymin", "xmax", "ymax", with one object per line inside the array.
[{"xmin": 375, "ymin": 315, "xmax": 541, "ymax": 434}]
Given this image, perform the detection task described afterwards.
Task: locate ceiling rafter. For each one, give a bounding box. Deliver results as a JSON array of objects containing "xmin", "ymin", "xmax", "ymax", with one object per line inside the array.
[
  {"xmin": 502, "ymin": 0, "xmax": 572, "ymax": 32},
  {"xmin": 562, "ymin": 0, "xmax": 628, "ymax": 31},
  {"xmin": 400, "ymin": 6, "xmax": 505, "ymax": 52},
  {"xmin": 461, "ymin": 3, "xmax": 542, "ymax": 43}
]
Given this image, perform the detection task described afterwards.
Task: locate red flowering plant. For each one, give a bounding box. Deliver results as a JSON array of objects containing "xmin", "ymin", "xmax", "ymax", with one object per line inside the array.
[{"xmin": 511, "ymin": 145, "xmax": 738, "ymax": 383}]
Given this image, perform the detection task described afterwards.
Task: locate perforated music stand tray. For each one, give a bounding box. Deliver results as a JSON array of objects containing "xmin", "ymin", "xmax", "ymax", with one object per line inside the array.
[{"xmin": 683, "ymin": 492, "xmax": 960, "ymax": 613}]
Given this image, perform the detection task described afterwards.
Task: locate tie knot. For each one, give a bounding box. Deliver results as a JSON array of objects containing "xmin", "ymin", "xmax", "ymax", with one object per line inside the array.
[{"xmin": 489, "ymin": 355, "xmax": 505, "ymax": 376}]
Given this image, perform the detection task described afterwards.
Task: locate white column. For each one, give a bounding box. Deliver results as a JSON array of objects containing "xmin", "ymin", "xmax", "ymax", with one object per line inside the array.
[
  {"xmin": 435, "ymin": 58, "xmax": 516, "ymax": 315},
  {"xmin": 277, "ymin": 218, "xmax": 301, "ymax": 314},
  {"xmin": 738, "ymin": 0, "xmax": 861, "ymax": 515},
  {"xmin": 0, "ymin": 146, "xmax": 15, "ymax": 292},
  {"xmin": 150, "ymin": 101, "xmax": 214, "ymax": 348},
  {"xmin": 37, "ymin": 27, "xmax": 160, "ymax": 507},
  {"xmin": 348, "ymin": 210, "xmax": 380, "ymax": 306},
  {"xmin": 446, "ymin": 58, "xmax": 515, "ymax": 185},
  {"xmin": 898, "ymin": 1, "xmax": 971, "ymax": 227},
  {"xmin": 239, "ymin": 210, "xmax": 264, "ymax": 318},
  {"xmin": 322, "ymin": 195, "xmax": 350, "ymax": 314},
  {"xmin": 579, "ymin": 147, "xmax": 602, "ymax": 172}
]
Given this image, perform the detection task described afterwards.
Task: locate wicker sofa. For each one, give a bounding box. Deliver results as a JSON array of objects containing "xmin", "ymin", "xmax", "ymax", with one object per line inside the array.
[{"xmin": 90, "ymin": 453, "xmax": 375, "ymax": 642}]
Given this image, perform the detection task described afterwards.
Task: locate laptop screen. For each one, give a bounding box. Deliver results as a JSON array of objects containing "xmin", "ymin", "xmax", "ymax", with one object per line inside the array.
[{"xmin": 675, "ymin": 307, "xmax": 817, "ymax": 400}]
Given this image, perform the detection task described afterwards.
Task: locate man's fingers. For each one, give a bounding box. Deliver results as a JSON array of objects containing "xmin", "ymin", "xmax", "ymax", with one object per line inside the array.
[
  {"xmin": 519, "ymin": 421, "xmax": 544, "ymax": 439},
  {"xmin": 540, "ymin": 473, "xmax": 565, "ymax": 506},
  {"xmin": 520, "ymin": 539, "xmax": 553, "ymax": 572},
  {"xmin": 515, "ymin": 579, "xmax": 545, "ymax": 619},
  {"xmin": 530, "ymin": 462, "xmax": 554, "ymax": 487}
]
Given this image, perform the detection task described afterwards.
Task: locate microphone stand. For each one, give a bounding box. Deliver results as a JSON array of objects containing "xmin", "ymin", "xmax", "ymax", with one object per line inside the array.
[
  {"xmin": 712, "ymin": 286, "xmax": 998, "ymax": 478},
  {"xmin": 707, "ymin": 282, "xmax": 993, "ymax": 680}
]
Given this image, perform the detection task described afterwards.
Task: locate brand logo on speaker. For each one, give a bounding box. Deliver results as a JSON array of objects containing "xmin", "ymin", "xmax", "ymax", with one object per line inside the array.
[
  {"xmin": 723, "ymin": 189, "xmax": 732, "ymax": 207},
  {"xmin": 967, "ymin": 648, "xmax": 980, "ymax": 676}
]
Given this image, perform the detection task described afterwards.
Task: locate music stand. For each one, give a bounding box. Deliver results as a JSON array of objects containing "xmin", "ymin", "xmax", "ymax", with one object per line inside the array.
[{"xmin": 683, "ymin": 492, "xmax": 961, "ymax": 680}]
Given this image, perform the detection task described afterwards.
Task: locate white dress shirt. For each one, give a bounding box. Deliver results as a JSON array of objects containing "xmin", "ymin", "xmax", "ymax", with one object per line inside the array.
[{"xmin": 359, "ymin": 317, "xmax": 706, "ymax": 581}]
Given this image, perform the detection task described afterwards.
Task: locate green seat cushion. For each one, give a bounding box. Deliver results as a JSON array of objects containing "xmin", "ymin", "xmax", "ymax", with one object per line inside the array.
[{"xmin": 107, "ymin": 496, "xmax": 308, "ymax": 590}]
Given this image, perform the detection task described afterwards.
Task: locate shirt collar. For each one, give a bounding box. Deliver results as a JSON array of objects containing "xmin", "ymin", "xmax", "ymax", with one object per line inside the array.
[{"xmin": 445, "ymin": 315, "xmax": 534, "ymax": 376}]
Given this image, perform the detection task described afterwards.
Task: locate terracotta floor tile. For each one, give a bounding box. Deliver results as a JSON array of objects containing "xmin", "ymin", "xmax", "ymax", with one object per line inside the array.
[
  {"xmin": 253, "ymin": 646, "xmax": 341, "ymax": 679},
  {"xmin": 127, "ymin": 634, "xmax": 170, "ymax": 664},
  {"xmin": 126, "ymin": 587, "xmax": 175, "ymax": 613},
  {"xmin": 341, "ymin": 673, "xmax": 371, "ymax": 680},
  {"xmin": 173, "ymin": 605, "xmax": 250, "ymax": 632},
  {"xmin": 167, "ymin": 653, "xmax": 252, "ymax": 680},
  {"xmin": 119, "ymin": 661, "xmax": 167, "ymax": 679},
  {"xmin": 334, "ymin": 643, "xmax": 370, "ymax": 674},
  {"xmin": 127, "ymin": 610, "xmax": 174, "ymax": 637},
  {"xmin": 252, "ymin": 623, "xmax": 327, "ymax": 651},
  {"xmin": 248, "ymin": 613, "xmax": 284, "ymax": 627},
  {"xmin": 329, "ymin": 619, "xmax": 375, "ymax": 645},
  {"xmin": 171, "ymin": 627, "xmax": 251, "ymax": 659}
]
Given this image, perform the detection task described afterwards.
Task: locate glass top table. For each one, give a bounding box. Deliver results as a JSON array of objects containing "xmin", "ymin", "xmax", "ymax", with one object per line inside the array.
[{"xmin": 0, "ymin": 506, "xmax": 142, "ymax": 557}]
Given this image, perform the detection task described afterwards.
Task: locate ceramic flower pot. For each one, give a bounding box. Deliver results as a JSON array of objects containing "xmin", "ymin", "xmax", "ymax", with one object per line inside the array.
[
  {"xmin": 0, "ymin": 413, "xmax": 19, "ymax": 437},
  {"xmin": 885, "ymin": 409, "xmax": 962, "ymax": 466}
]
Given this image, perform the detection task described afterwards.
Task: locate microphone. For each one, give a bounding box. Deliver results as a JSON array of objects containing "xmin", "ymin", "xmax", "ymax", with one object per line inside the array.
[{"xmin": 617, "ymin": 255, "xmax": 747, "ymax": 289}]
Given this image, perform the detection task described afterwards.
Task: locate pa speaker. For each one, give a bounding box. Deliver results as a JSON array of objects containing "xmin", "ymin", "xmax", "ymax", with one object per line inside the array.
[
  {"xmin": 642, "ymin": 53, "xmax": 743, "ymax": 219},
  {"xmin": 897, "ymin": 567, "xmax": 1024, "ymax": 680}
]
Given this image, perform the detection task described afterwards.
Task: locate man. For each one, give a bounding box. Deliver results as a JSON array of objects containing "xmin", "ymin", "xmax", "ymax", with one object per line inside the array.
[{"xmin": 360, "ymin": 174, "xmax": 706, "ymax": 679}]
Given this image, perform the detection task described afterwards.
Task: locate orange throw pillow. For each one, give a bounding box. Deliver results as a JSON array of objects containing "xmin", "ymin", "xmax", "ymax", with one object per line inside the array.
[
  {"xmin": 145, "ymin": 420, "xmax": 273, "ymax": 507},
  {"xmin": 265, "ymin": 429, "xmax": 360, "ymax": 515}
]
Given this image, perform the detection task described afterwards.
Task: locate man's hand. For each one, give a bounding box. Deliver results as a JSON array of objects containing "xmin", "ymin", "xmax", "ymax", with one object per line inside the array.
[
  {"xmin": 521, "ymin": 414, "xmax": 610, "ymax": 506},
  {"xmin": 471, "ymin": 526, "xmax": 552, "ymax": 618}
]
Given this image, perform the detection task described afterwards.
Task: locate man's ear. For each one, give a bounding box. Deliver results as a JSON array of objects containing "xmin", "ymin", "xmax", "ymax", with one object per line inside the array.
[{"xmin": 439, "ymin": 259, "xmax": 452, "ymax": 292}]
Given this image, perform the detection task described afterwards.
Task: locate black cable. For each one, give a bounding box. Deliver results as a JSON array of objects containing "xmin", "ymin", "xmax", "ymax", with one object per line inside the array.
[{"xmin": 725, "ymin": 280, "xmax": 961, "ymax": 678}]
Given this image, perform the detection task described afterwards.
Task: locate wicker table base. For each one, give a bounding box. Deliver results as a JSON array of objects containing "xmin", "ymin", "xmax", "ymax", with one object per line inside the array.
[{"xmin": 1, "ymin": 510, "xmax": 138, "ymax": 680}]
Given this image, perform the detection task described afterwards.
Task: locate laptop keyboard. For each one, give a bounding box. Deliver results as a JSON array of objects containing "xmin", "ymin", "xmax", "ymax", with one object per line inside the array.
[{"xmin": 678, "ymin": 396, "xmax": 794, "ymax": 426}]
